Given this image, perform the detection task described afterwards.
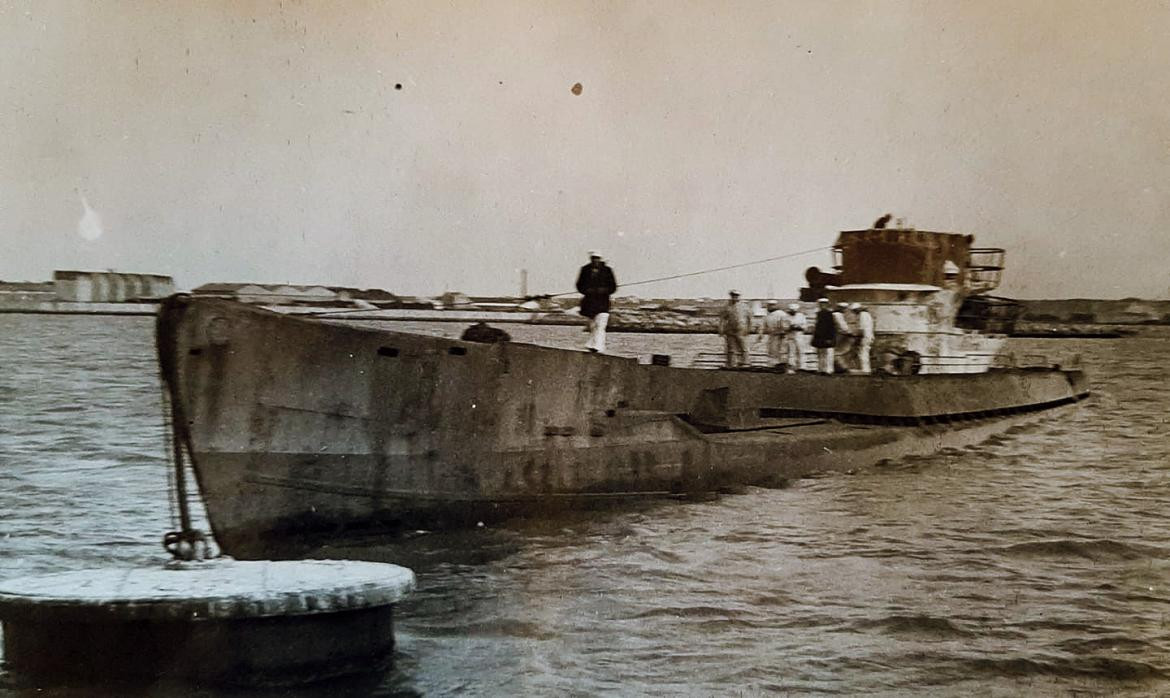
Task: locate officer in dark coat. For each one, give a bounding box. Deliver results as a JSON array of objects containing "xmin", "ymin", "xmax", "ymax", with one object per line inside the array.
[
  {"xmin": 810, "ymin": 297, "xmax": 838, "ymax": 374},
  {"xmin": 575, "ymin": 251, "xmax": 618, "ymax": 352}
]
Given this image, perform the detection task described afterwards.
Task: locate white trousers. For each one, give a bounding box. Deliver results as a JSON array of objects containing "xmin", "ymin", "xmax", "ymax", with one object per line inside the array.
[
  {"xmin": 586, "ymin": 312, "xmax": 609, "ymax": 352},
  {"xmin": 856, "ymin": 337, "xmax": 873, "ymax": 374},
  {"xmin": 816, "ymin": 347, "xmax": 834, "ymax": 374},
  {"xmin": 782, "ymin": 335, "xmax": 803, "ymax": 372}
]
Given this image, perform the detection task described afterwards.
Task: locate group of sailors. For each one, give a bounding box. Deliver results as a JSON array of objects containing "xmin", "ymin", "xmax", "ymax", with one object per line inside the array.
[
  {"xmin": 810, "ymin": 297, "xmax": 874, "ymax": 374},
  {"xmin": 719, "ymin": 291, "xmax": 875, "ymax": 374},
  {"xmin": 576, "ymin": 251, "xmax": 876, "ymax": 374}
]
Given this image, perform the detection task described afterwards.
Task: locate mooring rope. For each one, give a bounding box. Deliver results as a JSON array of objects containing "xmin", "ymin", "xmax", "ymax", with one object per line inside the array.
[
  {"xmin": 159, "ymin": 383, "xmax": 179, "ymax": 531},
  {"xmin": 155, "ymin": 294, "xmax": 216, "ymax": 561},
  {"xmin": 605, "ymin": 245, "xmax": 831, "ymax": 292}
]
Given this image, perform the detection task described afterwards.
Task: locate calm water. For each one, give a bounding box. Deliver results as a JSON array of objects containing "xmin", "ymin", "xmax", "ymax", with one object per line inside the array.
[{"xmin": 1, "ymin": 314, "xmax": 1168, "ymax": 696}]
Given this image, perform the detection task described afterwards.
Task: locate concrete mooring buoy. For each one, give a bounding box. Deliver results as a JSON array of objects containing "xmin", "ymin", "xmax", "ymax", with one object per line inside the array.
[{"xmin": 0, "ymin": 558, "xmax": 415, "ymax": 686}]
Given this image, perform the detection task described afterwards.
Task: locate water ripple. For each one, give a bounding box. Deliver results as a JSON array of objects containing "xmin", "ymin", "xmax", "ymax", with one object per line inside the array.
[{"xmin": 2, "ymin": 317, "xmax": 1169, "ymax": 695}]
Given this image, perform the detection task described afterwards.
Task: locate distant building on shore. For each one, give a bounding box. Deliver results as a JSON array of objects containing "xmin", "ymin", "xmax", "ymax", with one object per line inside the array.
[
  {"xmin": 53, "ymin": 270, "xmax": 174, "ymax": 302},
  {"xmin": 192, "ymin": 282, "xmax": 444, "ymax": 309},
  {"xmin": 192, "ymin": 283, "xmax": 345, "ymax": 305}
]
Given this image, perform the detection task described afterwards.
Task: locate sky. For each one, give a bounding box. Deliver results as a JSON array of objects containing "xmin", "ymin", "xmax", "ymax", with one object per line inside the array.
[{"xmin": 2, "ymin": 1, "xmax": 1168, "ymax": 299}]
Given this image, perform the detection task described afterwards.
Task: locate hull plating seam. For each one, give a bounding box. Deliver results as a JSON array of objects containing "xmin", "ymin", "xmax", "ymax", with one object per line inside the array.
[{"xmin": 749, "ymin": 392, "xmax": 1088, "ymax": 426}]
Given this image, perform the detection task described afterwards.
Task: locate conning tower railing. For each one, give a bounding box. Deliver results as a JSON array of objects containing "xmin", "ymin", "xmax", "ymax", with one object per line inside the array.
[
  {"xmin": 967, "ymin": 248, "xmax": 1005, "ymax": 293},
  {"xmin": 955, "ymin": 294, "xmax": 1021, "ymax": 334}
]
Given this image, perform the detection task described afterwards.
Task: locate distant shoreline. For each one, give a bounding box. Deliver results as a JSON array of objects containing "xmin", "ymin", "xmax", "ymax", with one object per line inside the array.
[{"xmin": 0, "ymin": 300, "xmax": 158, "ymax": 316}]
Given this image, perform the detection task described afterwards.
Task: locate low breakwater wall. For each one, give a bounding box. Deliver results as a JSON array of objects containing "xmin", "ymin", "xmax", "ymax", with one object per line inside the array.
[{"xmin": 0, "ymin": 299, "xmax": 158, "ymax": 316}]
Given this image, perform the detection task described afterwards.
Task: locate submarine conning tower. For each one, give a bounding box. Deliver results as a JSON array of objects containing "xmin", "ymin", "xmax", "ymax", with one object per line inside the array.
[
  {"xmin": 802, "ymin": 226, "xmax": 1020, "ymax": 374},
  {"xmin": 832, "ymin": 228, "xmax": 1003, "ymax": 295}
]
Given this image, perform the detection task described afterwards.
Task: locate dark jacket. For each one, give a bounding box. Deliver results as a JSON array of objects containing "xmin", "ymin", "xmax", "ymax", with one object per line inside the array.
[
  {"xmin": 575, "ymin": 262, "xmax": 617, "ymax": 318},
  {"xmin": 811, "ymin": 308, "xmax": 838, "ymax": 348}
]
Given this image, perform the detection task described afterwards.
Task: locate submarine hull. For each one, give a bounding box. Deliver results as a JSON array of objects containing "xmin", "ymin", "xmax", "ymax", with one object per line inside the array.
[{"xmin": 158, "ymin": 297, "xmax": 1088, "ymax": 558}]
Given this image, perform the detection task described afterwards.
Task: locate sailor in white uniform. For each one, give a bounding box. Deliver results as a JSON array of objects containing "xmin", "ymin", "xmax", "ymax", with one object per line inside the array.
[
  {"xmin": 851, "ymin": 302, "xmax": 875, "ymax": 374},
  {"xmin": 757, "ymin": 300, "xmax": 791, "ymax": 369},
  {"xmin": 784, "ymin": 302, "xmax": 807, "ymax": 373}
]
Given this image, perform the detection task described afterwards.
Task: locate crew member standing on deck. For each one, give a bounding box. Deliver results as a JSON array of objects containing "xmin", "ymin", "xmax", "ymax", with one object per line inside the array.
[
  {"xmin": 851, "ymin": 302, "xmax": 875, "ymax": 374},
  {"xmin": 832, "ymin": 302, "xmax": 854, "ymax": 373},
  {"xmin": 811, "ymin": 298, "xmax": 837, "ymax": 374},
  {"xmin": 719, "ymin": 290, "xmax": 752, "ymax": 367},
  {"xmin": 757, "ymin": 300, "xmax": 790, "ymax": 369},
  {"xmin": 576, "ymin": 251, "xmax": 618, "ymax": 353},
  {"xmin": 783, "ymin": 302, "xmax": 807, "ymax": 373}
]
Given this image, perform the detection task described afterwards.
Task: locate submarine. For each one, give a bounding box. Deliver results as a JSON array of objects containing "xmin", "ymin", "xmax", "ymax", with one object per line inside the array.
[{"xmin": 156, "ymin": 223, "xmax": 1088, "ymax": 557}]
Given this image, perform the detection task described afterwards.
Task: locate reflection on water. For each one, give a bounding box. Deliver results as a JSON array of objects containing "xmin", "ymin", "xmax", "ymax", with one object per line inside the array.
[{"xmin": 1, "ymin": 315, "xmax": 1168, "ymax": 695}]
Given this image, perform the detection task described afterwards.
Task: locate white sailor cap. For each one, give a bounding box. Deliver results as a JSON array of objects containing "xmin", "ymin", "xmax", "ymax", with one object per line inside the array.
[
  {"xmin": 588, "ymin": 250, "xmax": 602, "ymax": 259},
  {"xmin": 788, "ymin": 303, "xmax": 801, "ymax": 311}
]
